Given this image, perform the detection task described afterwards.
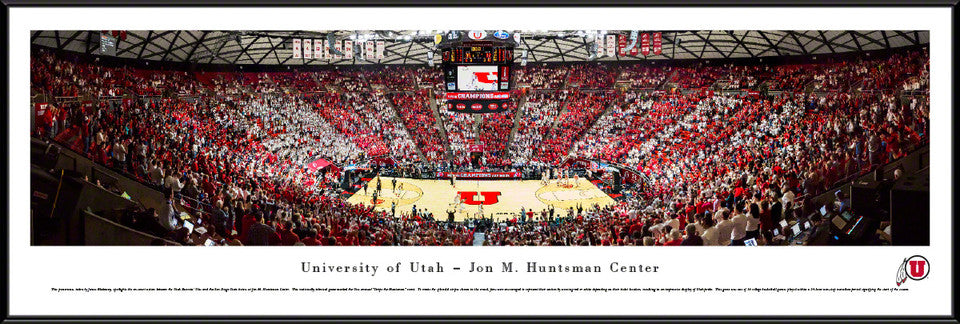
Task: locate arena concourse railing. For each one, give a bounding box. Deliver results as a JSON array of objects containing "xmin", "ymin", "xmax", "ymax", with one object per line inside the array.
[{"xmin": 82, "ymin": 209, "xmax": 181, "ymax": 246}]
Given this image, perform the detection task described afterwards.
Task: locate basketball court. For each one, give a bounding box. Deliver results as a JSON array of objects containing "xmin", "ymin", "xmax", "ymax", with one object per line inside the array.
[{"xmin": 346, "ymin": 176, "xmax": 616, "ymax": 221}]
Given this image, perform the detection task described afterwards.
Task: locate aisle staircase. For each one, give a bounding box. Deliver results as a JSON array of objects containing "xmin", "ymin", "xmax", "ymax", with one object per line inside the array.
[
  {"xmin": 657, "ymin": 69, "xmax": 679, "ymax": 90},
  {"xmin": 427, "ymin": 89, "xmax": 454, "ymax": 161},
  {"xmin": 548, "ymin": 91, "xmax": 573, "ymax": 131},
  {"xmin": 382, "ymin": 93, "xmax": 426, "ymax": 162},
  {"xmin": 565, "ymin": 97, "xmax": 620, "ymax": 157},
  {"xmin": 503, "ymin": 92, "xmax": 529, "ymax": 151}
]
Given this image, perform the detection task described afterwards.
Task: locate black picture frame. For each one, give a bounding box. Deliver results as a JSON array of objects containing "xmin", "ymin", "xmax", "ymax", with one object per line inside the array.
[{"xmin": 3, "ymin": 0, "xmax": 957, "ymax": 323}]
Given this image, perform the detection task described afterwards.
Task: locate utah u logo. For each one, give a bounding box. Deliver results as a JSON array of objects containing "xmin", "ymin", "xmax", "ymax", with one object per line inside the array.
[
  {"xmin": 909, "ymin": 260, "xmax": 928, "ymax": 278},
  {"xmin": 458, "ymin": 191, "xmax": 501, "ymax": 205},
  {"xmin": 468, "ymin": 30, "xmax": 487, "ymax": 40},
  {"xmin": 896, "ymin": 255, "xmax": 930, "ymax": 286},
  {"xmin": 473, "ymin": 72, "xmax": 498, "ymax": 84}
]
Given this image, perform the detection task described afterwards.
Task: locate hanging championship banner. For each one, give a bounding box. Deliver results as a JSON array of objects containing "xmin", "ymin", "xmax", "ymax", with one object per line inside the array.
[
  {"xmin": 314, "ymin": 39, "xmax": 323, "ymax": 60},
  {"xmin": 303, "ymin": 39, "xmax": 312, "ymax": 59},
  {"xmin": 375, "ymin": 40, "xmax": 385, "ymax": 59},
  {"xmin": 292, "ymin": 39, "xmax": 302, "ymax": 59},
  {"xmin": 640, "ymin": 33, "xmax": 650, "ymax": 56},
  {"xmin": 605, "ymin": 34, "xmax": 616, "ymax": 57},
  {"xmin": 366, "ymin": 40, "xmax": 375, "ymax": 60},
  {"xmin": 334, "ymin": 41, "xmax": 343, "ymax": 59},
  {"xmin": 344, "ymin": 40, "xmax": 354, "ymax": 58},
  {"xmin": 618, "ymin": 34, "xmax": 627, "ymax": 56},
  {"xmin": 322, "ymin": 39, "xmax": 330, "ymax": 60},
  {"xmin": 595, "ymin": 34, "xmax": 605, "ymax": 57},
  {"xmin": 652, "ymin": 32, "xmax": 662, "ymax": 55}
]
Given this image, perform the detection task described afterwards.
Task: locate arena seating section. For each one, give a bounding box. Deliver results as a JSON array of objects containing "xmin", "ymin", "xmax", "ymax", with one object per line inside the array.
[{"xmin": 31, "ymin": 45, "xmax": 929, "ymax": 246}]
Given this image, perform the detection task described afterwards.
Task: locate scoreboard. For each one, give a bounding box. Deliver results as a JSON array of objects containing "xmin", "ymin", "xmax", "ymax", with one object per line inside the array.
[
  {"xmin": 439, "ymin": 31, "xmax": 517, "ymax": 113},
  {"xmin": 442, "ymin": 46, "xmax": 513, "ymax": 64}
]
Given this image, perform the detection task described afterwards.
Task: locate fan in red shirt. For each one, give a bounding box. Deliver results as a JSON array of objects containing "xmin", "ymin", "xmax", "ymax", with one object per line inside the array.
[{"xmin": 279, "ymin": 221, "xmax": 301, "ymax": 246}]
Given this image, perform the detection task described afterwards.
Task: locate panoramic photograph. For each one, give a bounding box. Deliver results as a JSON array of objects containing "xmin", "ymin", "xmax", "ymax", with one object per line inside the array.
[{"xmin": 29, "ymin": 29, "xmax": 930, "ymax": 246}]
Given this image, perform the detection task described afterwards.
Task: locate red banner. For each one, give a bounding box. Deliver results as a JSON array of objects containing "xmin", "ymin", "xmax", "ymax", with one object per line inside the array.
[
  {"xmin": 436, "ymin": 171, "xmax": 521, "ymax": 179},
  {"xmin": 468, "ymin": 144, "xmax": 484, "ymax": 152},
  {"xmin": 35, "ymin": 103, "xmax": 49, "ymax": 117},
  {"xmin": 617, "ymin": 34, "xmax": 627, "ymax": 56},
  {"xmin": 306, "ymin": 158, "xmax": 332, "ymax": 172},
  {"xmin": 103, "ymin": 30, "xmax": 127, "ymax": 41},
  {"xmin": 640, "ymin": 33, "xmax": 650, "ymax": 56},
  {"xmin": 652, "ymin": 32, "xmax": 662, "ymax": 55},
  {"xmin": 622, "ymin": 170, "xmax": 643, "ymax": 184}
]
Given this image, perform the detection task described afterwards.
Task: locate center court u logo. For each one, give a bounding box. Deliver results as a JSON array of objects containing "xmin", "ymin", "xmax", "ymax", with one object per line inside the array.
[{"xmin": 457, "ymin": 191, "xmax": 501, "ymax": 205}]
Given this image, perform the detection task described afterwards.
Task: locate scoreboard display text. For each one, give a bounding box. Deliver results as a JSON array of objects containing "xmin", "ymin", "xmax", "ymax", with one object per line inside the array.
[{"xmin": 442, "ymin": 46, "xmax": 513, "ymax": 64}]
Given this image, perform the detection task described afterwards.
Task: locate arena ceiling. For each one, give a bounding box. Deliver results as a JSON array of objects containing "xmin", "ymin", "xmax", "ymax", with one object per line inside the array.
[{"xmin": 32, "ymin": 30, "xmax": 928, "ymax": 66}]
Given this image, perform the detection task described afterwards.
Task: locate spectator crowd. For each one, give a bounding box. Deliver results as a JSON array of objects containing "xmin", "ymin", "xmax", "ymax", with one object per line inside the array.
[{"xmin": 31, "ymin": 45, "xmax": 928, "ymax": 246}]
